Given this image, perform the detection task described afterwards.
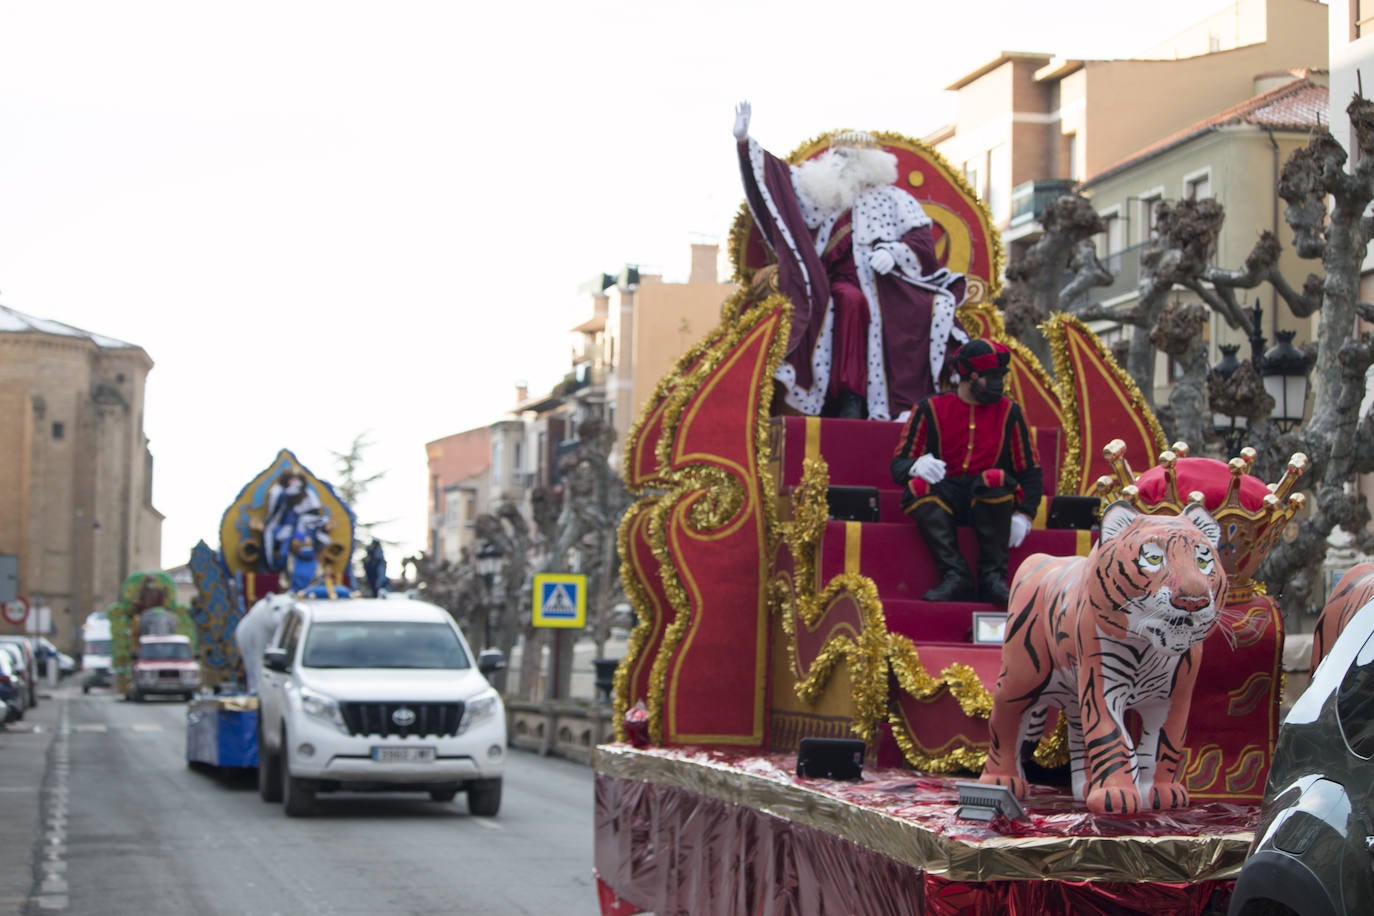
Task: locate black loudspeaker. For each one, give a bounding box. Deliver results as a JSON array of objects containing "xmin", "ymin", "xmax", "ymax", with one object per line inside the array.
[
  {"xmin": 1046, "ymin": 495, "xmax": 1101, "ymax": 530},
  {"xmin": 826, "ymin": 486, "xmax": 880, "ymax": 522},
  {"xmin": 796, "ymin": 737, "xmax": 865, "ymax": 780}
]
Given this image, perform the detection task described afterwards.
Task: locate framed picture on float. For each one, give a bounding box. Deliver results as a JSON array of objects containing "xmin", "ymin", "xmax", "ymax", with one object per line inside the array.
[{"xmin": 972, "ymin": 611, "xmax": 1007, "ymax": 645}]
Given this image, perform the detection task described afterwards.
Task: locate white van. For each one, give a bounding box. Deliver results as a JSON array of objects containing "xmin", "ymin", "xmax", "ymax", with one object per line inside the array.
[{"xmin": 81, "ymin": 614, "xmax": 113, "ymax": 693}]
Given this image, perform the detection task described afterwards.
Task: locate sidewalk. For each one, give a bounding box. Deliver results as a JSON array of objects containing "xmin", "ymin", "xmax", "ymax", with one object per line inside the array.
[{"xmin": 0, "ymin": 679, "xmax": 66, "ymax": 915}]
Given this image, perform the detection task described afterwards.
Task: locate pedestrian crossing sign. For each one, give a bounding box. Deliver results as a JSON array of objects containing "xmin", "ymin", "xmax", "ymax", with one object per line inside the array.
[{"xmin": 532, "ymin": 573, "xmax": 587, "ymax": 628}]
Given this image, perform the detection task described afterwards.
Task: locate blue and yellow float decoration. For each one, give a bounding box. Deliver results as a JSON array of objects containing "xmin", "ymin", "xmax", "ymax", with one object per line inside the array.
[{"xmin": 188, "ymin": 449, "xmax": 355, "ymax": 690}]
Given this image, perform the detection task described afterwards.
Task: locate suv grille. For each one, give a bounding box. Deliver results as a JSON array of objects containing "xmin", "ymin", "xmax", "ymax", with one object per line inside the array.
[{"xmin": 339, "ymin": 701, "xmax": 465, "ymax": 738}]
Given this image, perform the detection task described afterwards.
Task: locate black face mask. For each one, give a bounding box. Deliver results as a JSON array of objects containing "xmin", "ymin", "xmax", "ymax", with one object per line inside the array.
[{"xmin": 971, "ymin": 375, "xmax": 1004, "ymax": 404}]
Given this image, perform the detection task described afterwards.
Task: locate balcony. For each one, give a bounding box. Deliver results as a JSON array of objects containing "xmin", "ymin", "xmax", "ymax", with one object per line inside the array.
[{"xmin": 1009, "ymin": 179, "xmax": 1078, "ymax": 230}]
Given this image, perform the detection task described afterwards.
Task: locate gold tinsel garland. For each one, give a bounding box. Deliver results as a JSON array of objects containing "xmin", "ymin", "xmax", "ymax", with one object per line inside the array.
[
  {"xmin": 773, "ymin": 456, "xmax": 891, "ymax": 741},
  {"xmin": 1031, "ymin": 715, "xmax": 1071, "ymax": 769},
  {"xmin": 615, "ymin": 293, "xmax": 790, "ymax": 745},
  {"xmin": 888, "ymin": 635, "xmax": 993, "ymax": 720},
  {"xmin": 887, "ymin": 633, "xmax": 1069, "ymax": 773},
  {"xmin": 1044, "ymin": 311, "xmax": 1168, "ymax": 493},
  {"xmin": 611, "ymin": 502, "xmax": 656, "ymax": 743}
]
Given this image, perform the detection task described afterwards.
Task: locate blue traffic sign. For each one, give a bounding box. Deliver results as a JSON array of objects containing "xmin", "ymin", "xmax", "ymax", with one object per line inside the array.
[{"xmin": 532, "ymin": 573, "xmax": 587, "ymax": 628}]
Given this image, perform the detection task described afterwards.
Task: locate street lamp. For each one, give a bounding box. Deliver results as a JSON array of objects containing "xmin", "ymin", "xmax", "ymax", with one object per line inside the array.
[
  {"xmin": 1209, "ymin": 343, "xmax": 1249, "ymax": 459},
  {"xmin": 1259, "ymin": 330, "xmax": 1312, "ymax": 433},
  {"xmin": 475, "ymin": 541, "xmax": 504, "ymax": 650}
]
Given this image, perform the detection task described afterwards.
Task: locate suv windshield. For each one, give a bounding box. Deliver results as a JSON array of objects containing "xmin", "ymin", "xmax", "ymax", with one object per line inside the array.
[
  {"xmin": 86, "ymin": 640, "xmax": 112, "ymax": 656},
  {"xmin": 140, "ymin": 642, "xmax": 192, "ymax": 661},
  {"xmin": 301, "ymin": 621, "xmax": 471, "ymax": 670}
]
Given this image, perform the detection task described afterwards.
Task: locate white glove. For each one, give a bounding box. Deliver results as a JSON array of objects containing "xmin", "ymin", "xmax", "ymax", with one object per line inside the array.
[
  {"xmin": 733, "ymin": 101, "xmax": 751, "ymax": 141},
  {"xmin": 1009, "ymin": 513, "xmax": 1032, "ymax": 548},
  {"xmin": 870, "ymin": 248, "xmax": 895, "ymax": 274},
  {"xmin": 910, "ymin": 454, "xmax": 946, "ymax": 484}
]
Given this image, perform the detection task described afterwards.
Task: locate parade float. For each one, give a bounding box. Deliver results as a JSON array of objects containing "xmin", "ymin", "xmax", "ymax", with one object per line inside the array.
[
  {"xmin": 592, "ymin": 123, "xmax": 1307, "ymax": 915},
  {"xmin": 105, "ymin": 569, "xmax": 197, "ymax": 698},
  {"xmin": 184, "ymin": 449, "xmax": 355, "ymax": 770}
]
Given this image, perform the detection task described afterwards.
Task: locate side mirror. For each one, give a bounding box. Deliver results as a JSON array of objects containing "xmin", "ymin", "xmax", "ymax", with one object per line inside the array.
[
  {"xmin": 262, "ymin": 648, "xmax": 290, "ymax": 673},
  {"xmin": 477, "ymin": 649, "xmax": 506, "ymax": 677}
]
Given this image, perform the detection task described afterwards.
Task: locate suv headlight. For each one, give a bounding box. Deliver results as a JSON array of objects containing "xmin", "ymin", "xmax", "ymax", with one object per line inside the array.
[
  {"xmin": 299, "ymin": 686, "xmax": 346, "ymax": 732},
  {"xmin": 458, "ymin": 690, "xmax": 500, "ymax": 734}
]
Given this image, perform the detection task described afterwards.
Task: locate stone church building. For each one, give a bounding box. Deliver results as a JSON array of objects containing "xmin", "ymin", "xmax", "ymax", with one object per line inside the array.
[{"xmin": 0, "ymin": 305, "xmax": 162, "ymax": 654}]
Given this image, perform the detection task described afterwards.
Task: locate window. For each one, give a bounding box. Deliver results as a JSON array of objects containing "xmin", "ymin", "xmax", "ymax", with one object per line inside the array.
[
  {"xmin": 1063, "ymin": 132, "xmax": 1080, "ymax": 181},
  {"xmin": 51, "ymin": 422, "xmax": 64, "ymax": 440},
  {"xmin": 278, "ymin": 613, "xmax": 303, "ymax": 661},
  {"xmin": 1137, "ymin": 193, "xmax": 1164, "ymax": 244},
  {"xmin": 302, "ymin": 621, "xmax": 470, "ymax": 670},
  {"xmin": 1097, "ymin": 209, "xmax": 1123, "ymax": 258},
  {"xmin": 1184, "ymin": 171, "xmax": 1212, "ymax": 201},
  {"xmin": 1355, "ymin": 0, "xmax": 1374, "ymax": 40},
  {"xmin": 964, "ymin": 158, "xmax": 983, "ymax": 200},
  {"xmin": 1338, "ymin": 631, "xmax": 1374, "ymax": 758},
  {"xmin": 491, "ymin": 441, "xmax": 503, "ymax": 484}
]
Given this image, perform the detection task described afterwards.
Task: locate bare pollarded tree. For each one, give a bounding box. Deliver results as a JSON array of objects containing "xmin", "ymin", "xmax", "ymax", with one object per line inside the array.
[{"xmin": 997, "ymin": 92, "xmax": 1374, "ymax": 623}]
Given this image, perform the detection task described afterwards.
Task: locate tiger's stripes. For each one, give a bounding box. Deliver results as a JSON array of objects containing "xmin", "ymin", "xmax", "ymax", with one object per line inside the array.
[
  {"xmin": 1311, "ymin": 562, "xmax": 1374, "ymax": 673},
  {"xmin": 980, "ymin": 500, "xmax": 1226, "ymax": 816}
]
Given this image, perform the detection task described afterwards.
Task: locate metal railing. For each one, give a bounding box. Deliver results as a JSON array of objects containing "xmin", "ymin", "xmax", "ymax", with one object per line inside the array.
[{"xmin": 1009, "ymin": 179, "xmax": 1078, "ymax": 228}]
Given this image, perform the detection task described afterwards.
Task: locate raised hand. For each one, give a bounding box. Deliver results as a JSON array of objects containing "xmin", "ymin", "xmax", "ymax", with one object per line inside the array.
[{"xmin": 733, "ymin": 101, "xmax": 751, "ymax": 141}]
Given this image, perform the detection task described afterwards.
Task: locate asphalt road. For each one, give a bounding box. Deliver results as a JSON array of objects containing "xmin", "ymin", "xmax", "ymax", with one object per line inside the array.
[{"xmin": 0, "ymin": 681, "xmax": 599, "ymax": 915}]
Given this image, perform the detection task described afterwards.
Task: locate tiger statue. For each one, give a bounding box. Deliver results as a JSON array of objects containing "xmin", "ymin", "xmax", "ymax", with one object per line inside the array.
[
  {"xmin": 1311, "ymin": 562, "xmax": 1374, "ymax": 673},
  {"xmin": 979, "ymin": 499, "xmax": 1227, "ymax": 816}
]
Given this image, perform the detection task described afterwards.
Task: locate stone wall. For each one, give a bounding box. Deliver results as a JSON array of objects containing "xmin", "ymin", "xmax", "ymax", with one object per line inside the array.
[{"xmin": 505, "ymin": 699, "xmax": 615, "ymax": 766}]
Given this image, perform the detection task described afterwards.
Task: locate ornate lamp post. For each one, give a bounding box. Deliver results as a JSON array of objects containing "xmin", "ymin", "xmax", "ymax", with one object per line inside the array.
[
  {"xmin": 474, "ymin": 541, "xmax": 504, "ymax": 651},
  {"xmin": 1259, "ymin": 330, "xmax": 1313, "ymax": 433},
  {"xmin": 1209, "ymin": 343, "xmax": 1249, "ymax": 459}
]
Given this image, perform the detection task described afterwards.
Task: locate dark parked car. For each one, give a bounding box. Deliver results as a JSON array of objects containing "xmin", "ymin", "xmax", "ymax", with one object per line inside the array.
[
  {"xmin": 0, "ymin": 636, "xmax": 37, "ymax": 708},
  {"xmin": 0, "ymin": 648, "xmax": 22, "ymax": 723},
  {"xmin": 1229, "ymin": 596, "xmax": 1374, "ymax": 916},
  {"xmin": 0, "ymin": 642, "xmax": 32, "ymax": 711}
]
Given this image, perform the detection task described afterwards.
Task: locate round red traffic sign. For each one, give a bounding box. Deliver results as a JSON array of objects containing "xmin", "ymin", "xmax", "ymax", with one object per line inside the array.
[{"xmin": 1, "ymin": 596, "xmax": 29, "ymax": 626}]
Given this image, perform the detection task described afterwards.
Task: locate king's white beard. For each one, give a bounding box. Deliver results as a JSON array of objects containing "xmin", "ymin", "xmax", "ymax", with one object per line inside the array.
[{"xmin": 795, "ymin": 148, "xmax": 898, "ymax": 214}]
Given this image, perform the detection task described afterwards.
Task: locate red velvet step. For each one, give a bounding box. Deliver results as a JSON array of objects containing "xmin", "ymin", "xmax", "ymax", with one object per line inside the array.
[
  {"xmin": 816, "ymin": 519, "xmax": 1092, "ymax": 605},
  {"xmin": 881, "ymin": 598, "xmax": 1003, "ymax": 645},
  {"xmin": 771, "ymin": 415, "xmax": 1067, "ymax": 526}
]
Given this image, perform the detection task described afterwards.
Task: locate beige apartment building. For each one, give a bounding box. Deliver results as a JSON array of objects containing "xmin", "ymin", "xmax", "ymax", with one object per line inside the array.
[
  {"xmin": 928, "ymin": 0, "xmax": 1328, "ymax": 402},
  {"xmin": 424, "ymin": 243, "xmax": 735, "ymax": 560},
  {"xmin": 585, "ymin": 243, "xmax": 735, "ymax": 465},
  {"xmin": 931, "ymin": 0, "xmax": 1328, "ymax": 237},
  {"xmin": 1078, "ymin": 73, "xmax": 1328, "ymax": 403},
  {"xmin": 0, "ymin": 305, "xmax": 162, "ymax": 653}
]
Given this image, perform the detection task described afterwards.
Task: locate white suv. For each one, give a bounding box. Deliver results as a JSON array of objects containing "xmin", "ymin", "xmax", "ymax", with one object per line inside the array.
[{"xmin": 255, "ymin": 597, "xmax": 506, "ymax": 817}]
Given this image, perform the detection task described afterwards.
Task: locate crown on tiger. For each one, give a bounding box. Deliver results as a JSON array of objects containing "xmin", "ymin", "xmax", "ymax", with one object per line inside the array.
[
  {"xmin": 829, "ymin": 130, "xmax": 882, "ymax": 150},
  {"xmin": 1091, "ymin": 439, "xmax": 1308, "ymax": 600}
]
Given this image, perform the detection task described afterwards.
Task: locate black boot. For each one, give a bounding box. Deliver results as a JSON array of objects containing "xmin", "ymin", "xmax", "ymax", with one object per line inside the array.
[
  {"xmin": 836, "ymin": 391, "xmax": 865, "ymax": 419},
  {"xmin": 911, "ymin": 501, "xmax": 974, "ymax": 601},
  {"xmin": 972, "ymin": 498, "xmax": 1014, "ymax": 605}
]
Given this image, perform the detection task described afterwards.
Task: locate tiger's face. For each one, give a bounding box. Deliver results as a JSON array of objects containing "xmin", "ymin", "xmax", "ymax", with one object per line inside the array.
[{"xmin": 1097, "ymin": 501, "xmax": 1227, "ymax": 656}]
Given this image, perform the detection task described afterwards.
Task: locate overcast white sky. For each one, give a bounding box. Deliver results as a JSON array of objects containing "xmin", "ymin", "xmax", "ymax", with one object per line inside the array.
[{"xmin": 0, "ymin": 1, "xmax": 1239, "ymax": 571}]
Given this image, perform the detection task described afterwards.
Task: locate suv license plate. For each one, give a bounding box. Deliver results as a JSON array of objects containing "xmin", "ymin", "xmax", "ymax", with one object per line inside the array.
[{"xmin": 372, "ymin": 747, "xmax": 436, "ymax": 763}]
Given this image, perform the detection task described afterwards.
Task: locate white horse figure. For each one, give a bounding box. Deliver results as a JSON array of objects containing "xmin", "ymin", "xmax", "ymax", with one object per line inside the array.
[{"xmin": 234, "ymin": 593, "xmax": 295, "ymax": 694}]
